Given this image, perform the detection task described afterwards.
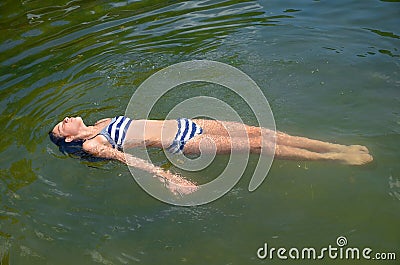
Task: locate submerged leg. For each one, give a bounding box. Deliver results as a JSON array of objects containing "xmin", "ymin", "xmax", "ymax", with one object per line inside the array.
[
  {"xmin": 274, "ymin": 131, "xmax": 369, "ymax": 154},
  {"xmin": 274, "ymin": 145, "xmax": 373, "ymax": 165},
  {"xmin": 183, "ymin": 120, "xmax": 373, "ymax": 165},
  {"xmin": 204, "ymin": 120, "xmax": 370, "ymax": 154},
  {"xmin": 183, "ymin": 135, "xmax": 250, "ymax": 155}
]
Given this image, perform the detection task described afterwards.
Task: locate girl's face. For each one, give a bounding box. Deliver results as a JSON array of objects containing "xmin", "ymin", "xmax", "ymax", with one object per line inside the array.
[{"xmin": 52, "ymin": 117, "xmax": 84, "ymax": 140}]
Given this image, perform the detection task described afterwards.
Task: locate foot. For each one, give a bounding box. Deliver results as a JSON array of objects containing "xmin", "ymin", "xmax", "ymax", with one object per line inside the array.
[
  {"xmin": 332, "ymin": 144, "xmax": 370, "ymax": 154},
  {"xmin": 346, "ymin": 145, "xmax": 370, "ymax": 154},
  {"xmin": 329, "ymin": 152, "xmax": 373, "ymax": 165}
]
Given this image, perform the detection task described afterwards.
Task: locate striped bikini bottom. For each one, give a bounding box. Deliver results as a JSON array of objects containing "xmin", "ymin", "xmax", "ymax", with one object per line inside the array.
[{"xmin": 166, "ymin": 118, "xmax": 203, "ymax": 154}]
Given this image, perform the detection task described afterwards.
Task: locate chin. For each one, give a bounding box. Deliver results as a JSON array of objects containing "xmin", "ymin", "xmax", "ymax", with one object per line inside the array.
[{"xmin": 76, "ymin": 117, "xmax": 85, "ymax": 126}]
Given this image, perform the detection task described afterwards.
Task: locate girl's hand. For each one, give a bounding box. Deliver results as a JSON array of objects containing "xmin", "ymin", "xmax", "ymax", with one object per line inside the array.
[
  {"xmin": 155, "ymin": 170, "xmax": 198, "ymax": 196},
  {"xmin": 83, "ymin": 140, "xmax": 198, "ymax": 196}
]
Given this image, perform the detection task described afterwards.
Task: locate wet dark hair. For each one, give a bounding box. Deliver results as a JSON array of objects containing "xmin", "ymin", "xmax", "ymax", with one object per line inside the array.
[
  {"xmin": 48, "ymin": 131, "xmax": 65, "ymax": 146},
  {"xmin": 48, "ymin": 131, "xmax": 108, "ymax": 163},
  {"xmin": 48, "ymin": 131, "xmax": 85, "ymax": 157},
  {"xmin": 49, "ymin": 131, "xmax": 110, "ymax": 162}
]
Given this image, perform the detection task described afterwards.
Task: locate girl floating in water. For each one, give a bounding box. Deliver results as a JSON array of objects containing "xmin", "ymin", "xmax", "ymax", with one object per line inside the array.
[{"xmin": 49, "ymin": 116, "xmax": 373, "ymax": 193}]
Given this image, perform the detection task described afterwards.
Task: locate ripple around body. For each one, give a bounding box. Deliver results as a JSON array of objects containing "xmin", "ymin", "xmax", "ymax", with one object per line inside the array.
[{"xmin": 1, "ymin": 0, "xmax": 399, "ymax": 264}]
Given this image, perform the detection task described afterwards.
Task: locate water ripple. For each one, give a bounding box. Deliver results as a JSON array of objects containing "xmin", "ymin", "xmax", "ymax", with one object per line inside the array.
[
  {"xmin": 1, "ymin": 0, "xmax": 399, "ymax": 263},
  {"xmin": 1, "ymin": 0, "xmax": 283, "ymax": 157}
]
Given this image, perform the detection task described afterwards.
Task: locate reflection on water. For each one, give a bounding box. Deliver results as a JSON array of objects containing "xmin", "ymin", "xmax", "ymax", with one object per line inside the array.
[
  {"xmin": 0, "ymin": 159, "xmax": 36, "ymax": 238},
  {"xmin": 388, "ymin": 175, "xmax": 400, "ymax": 201},
  {"xmin": 1, "ymin": 0, "xmax": 285, "ymax": 154},
  {"xmin": 1, "ymin": 0, "xmax": 399, "ymax": 264}
]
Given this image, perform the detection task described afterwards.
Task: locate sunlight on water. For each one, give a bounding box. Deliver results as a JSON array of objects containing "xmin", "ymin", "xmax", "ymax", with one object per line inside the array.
[{"xmin": 1, "ymin": 0, "xmax": 399, "ymax": 264}]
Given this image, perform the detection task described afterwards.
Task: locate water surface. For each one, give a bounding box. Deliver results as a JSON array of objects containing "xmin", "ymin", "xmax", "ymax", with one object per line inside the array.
[{"xmin": 1, "ymin": 0, "xmax": 399, "ymax": 264}]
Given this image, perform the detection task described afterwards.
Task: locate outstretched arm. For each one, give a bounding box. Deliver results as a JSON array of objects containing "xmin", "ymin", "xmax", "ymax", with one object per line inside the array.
[{"xmin": 83, "ymin": 139, "xmax": 197, "ymax": 195}]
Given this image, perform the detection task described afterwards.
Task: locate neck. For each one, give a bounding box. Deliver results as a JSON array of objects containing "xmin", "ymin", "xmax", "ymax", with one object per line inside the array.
[{"xmin": 77, "ymin": 125, "xmax": 98, "ymax": 141}]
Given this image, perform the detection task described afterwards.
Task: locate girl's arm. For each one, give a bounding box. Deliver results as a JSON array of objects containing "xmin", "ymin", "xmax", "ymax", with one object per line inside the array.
[{"xmin": 82, "ymin": 139, "xmax": 197, "ymax": 195}]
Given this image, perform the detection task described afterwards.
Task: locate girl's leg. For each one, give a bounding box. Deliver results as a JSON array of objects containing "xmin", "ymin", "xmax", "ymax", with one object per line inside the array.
[
  {"xmin": 183, "ymin": 134, "xmax": 250, "ymax": 155},
  {"xmin": 193, "ymin": 119, "xmax": 240, "ymax": 137},
  {"xmin": 195, "ymin": 119, "xmax": 361, "ymax": 154},
  {"xmin": 239, "ymin": 122, "xmax": 370, "ymax": 154},
  {"xmin": 274, "ymin": 145, "xmax": 373, "ymax": 165},
  {"xmin": 190, "ymin": 119, "xmax": 372, "ymax": 165},
  {"xmin": 183, "ymin": 134, "xmax": 372, "ymax": 165},
  {"xmin": 273, "ymin": 131, "xmax": 369, "ymax": 153}
]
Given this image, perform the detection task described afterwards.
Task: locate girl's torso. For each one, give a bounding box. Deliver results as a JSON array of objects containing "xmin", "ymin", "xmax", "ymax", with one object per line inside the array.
[
  {"xmin": 96, "ymin": 116, "xmax": 177, "ymax": 149},
  {"xmin": 125, "ymin": 119, "xmax": 178, "ymax": 149}
]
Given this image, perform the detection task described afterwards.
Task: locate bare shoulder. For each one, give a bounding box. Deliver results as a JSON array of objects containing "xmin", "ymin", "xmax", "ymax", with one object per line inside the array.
[
  {"xmin": 95, "ymin": 118, "xmax": 111, "ymax": 126},
  {"xmin": 82, "ymin": 136, "xmax": 107, "ymax": 152}
]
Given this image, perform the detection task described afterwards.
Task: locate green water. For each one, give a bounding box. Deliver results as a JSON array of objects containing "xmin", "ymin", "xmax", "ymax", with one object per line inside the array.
[{"xmin": 1, "ymin": 0, "xmax": 399, "ymax": 264}]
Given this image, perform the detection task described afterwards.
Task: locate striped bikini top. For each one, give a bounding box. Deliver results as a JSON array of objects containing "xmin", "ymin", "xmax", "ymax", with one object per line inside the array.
[{"xmin": 99, "ymin": 116, "xmax": 132, "ymax": 149}]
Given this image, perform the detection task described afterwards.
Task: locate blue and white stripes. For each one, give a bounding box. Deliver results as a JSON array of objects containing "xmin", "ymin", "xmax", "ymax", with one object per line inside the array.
[
  {"xmin": 100, "ymin": 116, "xmax": 132, "ymax": 149},
  {"xmin": 167, "ymin": 118, "xmax": 203, "ymax": 154},
  {"xmin": 99, "ymin": 116, "xmax": 202, "ymax": 152}
]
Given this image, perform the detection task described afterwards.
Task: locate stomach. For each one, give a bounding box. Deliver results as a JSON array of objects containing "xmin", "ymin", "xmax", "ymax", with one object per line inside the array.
[{"xmin": 124, "ymin": 119, "xmax": 178, "ymax": 149}]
